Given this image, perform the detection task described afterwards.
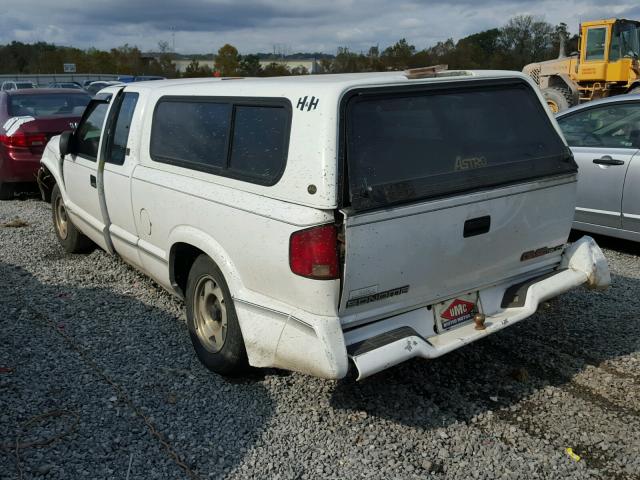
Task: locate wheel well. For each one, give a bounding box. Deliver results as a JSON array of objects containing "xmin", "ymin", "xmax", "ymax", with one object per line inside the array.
[
  {"xmin": 170, "ymin": 243, "xmax": 205, "ymax": 298},
  {"xmin": 36, "ymin": 165, "xmax": 56, "ymax": 203},
  {"xmin": 547, "ymin": 76, "xmax": 569, "ymax": 90}
]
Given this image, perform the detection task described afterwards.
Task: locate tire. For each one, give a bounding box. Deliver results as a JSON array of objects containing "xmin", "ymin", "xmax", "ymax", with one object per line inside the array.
[
  {"xmin": 542, "ymin": 87, "xmax": 574, "ymax": 113},
  {"xmin": 0, "ymin": 183, "xmax": 14, "ymax": 200},
  {"xmin": 51, "ymin": 184, "xmax": 94, "ymax": 253},
  {"xmin": 185, "ymin": 254, "xmax": 248, "ymax": 376}
]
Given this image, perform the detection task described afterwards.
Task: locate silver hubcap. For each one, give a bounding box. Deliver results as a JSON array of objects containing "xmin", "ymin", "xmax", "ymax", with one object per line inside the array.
[
  {"xmin": 193, "ymin": 276, "xmax": 227, "ymax": 353},
  {"xmin": 55, "ymin": 196, "xmax": 68, "ymax": 240}
]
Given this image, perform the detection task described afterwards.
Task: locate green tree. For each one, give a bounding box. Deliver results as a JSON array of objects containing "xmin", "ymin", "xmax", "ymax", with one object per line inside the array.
[
  {"xmin": 215, "ymin": 44, "xmax": 240, "ymax": 76},
  {"xmin": 381, "ymin": 38, "xmax": 416, "ymax": 69},
  {"xmin": 110, "ymin": 44, "xmax": 145, "ymax": 75},
  {"xmin": 366, "ymin": 45, "xmax": 385, "ymax": 71},
  {"xmin": 261, "ymin": 62, "xmax": 290, "ymax": 76},
  {"xmin": 290, "ymin": 65, "xmax": 309, "ymax": 75},
  {"xmin": 498, "ymin": 15, "xmax": 554, "ymax": 69},
  {"xmin": 317, "ymin": 58, "xmax": 333, "ymax": 74},
  {"xmin": 183, "ymin": 59, "xmax": 212, "ymax": 77},
  {"xmin": 152, "ymin": 41, "xmax": 177, "ymax": 78},
  {"xmin": 332, "ymin": 47, "xmax": 365, "ymax": 73},
  {"xmin": 238, "ymin": 54, "xmax": 262, "ymax": 76}
]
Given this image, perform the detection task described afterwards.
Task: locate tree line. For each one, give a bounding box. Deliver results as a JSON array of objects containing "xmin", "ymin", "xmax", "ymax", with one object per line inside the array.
[{"xmin": 0, "ymin": 16, "xmax": 577, "ymax": 77}]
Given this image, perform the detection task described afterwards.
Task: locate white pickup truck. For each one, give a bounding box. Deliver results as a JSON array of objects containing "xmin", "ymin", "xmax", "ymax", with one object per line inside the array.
[{"xmin": 38, "ymin": 70, "xmax": 610, "ymax": 380}]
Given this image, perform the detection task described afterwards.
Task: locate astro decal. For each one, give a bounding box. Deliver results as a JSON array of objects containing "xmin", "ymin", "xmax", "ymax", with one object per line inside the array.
[
  {"xmin": 454, "ymin": 155, "xmax": 487, "ymax": 171},
  {"xmin": 297, "ymin": 95, "xmax": 319, "ymax": 111},
  {"xmin": 440, "ymin": 298, "xmax": 476, "ymax": 329},
  {"xmin": 346, "ymin": 285, "xmax": 409, "ymax": 308}
]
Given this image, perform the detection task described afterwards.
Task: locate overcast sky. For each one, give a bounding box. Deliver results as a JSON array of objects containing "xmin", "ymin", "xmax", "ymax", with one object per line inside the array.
[{"xmin": 0, "ymin": 0, "xmax": 638, "ymax": 54}]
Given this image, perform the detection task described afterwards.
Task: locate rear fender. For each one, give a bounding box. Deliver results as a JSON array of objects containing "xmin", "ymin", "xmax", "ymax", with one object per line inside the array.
[
  {"xmin": 167, "ymin": 225, "xmax": 284, "ymax": 370},
  {"xmin": 168, "ymin": 225, "xmax": 244, "ymax": 300}
]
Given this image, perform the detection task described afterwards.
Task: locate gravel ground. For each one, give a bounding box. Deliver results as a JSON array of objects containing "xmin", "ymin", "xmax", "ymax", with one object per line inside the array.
[{"xmin": 1, "ymin": 197, "xmax": 639, "ymax": 480}]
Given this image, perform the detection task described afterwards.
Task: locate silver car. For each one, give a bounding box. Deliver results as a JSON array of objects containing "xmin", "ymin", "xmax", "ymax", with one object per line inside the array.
[{"xmin": 556, "ymin": 94, "xmax": 640, "ymax": 242}]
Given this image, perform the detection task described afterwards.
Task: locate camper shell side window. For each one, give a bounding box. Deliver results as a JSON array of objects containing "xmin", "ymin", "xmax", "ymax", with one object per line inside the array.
[{"xmin": 149, "ymin": 96, "xmax": 292, "ymax": 186}]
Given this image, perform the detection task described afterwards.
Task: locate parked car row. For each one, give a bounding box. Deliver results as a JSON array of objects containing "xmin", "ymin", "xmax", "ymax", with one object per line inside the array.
[
  {"xmin": 31, "ymin": 70, "xmax": 611, "ymax": 381},
  {"xmin": 0, "ymin": 88, "xmax": 91, "ymax": 199},
  {"xmin": 1, "ymin": 81, "xmax": 36, "ymax": 91},
  {"xmin": 0, "ymin": 76, "xmax": 168, "ymax": 198},
  {"xmin": 0, "ymin": 76, "xmax": 165, "ymax": 94}
]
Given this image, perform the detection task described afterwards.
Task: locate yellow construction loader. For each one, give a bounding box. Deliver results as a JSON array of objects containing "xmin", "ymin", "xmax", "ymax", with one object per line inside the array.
[{"xmin": 523, "ymin": 18, "xmax": 640, "ymax": 112}]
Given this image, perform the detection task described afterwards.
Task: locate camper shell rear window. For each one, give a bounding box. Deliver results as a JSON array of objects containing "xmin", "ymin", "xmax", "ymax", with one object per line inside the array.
[{"xmin": 341, "ymin": 78, "xmax": 575, "ymax": 211}]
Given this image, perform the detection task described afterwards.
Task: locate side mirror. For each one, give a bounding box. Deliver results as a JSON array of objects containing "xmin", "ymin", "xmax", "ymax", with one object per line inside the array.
[{"xmin": 59, "ymin": 130, "xmax": 74, "ymax": 157}]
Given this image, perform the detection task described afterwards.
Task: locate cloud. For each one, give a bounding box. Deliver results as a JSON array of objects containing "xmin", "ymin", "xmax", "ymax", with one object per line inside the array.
[{"xmin": 0, "ymin": 0, "xmax": 635, "ymax": 53}]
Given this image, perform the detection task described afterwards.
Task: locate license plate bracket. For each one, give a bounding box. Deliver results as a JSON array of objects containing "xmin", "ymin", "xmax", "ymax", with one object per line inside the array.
[{"xmin": 434, "ymin": 292, "xmax": 479, "ymax": 332}]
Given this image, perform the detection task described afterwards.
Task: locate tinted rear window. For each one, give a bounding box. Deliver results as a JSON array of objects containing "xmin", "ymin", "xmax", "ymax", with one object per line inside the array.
[
  {"xmin": 344, "ymin": 80, "xmax": 574, "ymax": 210},
  {"xmin": 8, "ymin": 93, "xmax": 90, "ymax": 118}
]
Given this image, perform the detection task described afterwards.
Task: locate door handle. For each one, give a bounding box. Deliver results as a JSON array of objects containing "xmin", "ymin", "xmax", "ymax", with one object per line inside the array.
[
  {"xmin": 464, "ymin": 215, "xmax": 491, "ymax": 238},
  {"xmin": 593, "ymin": 156, "xmax": 625, "ymax": 166},
  {"xmin": 90, "ymin": 174, "xmax": 96, "ymax": 188}
]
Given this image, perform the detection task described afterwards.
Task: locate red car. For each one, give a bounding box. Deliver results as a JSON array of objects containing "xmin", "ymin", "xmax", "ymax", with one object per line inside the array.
[{"xmin": 0, "ymin": 89, "xmax": 91, "ymax": 199}]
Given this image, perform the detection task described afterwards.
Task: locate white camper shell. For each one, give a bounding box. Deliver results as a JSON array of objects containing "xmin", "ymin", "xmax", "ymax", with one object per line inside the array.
[{"xmin": 39, "ymin": 71, "xmax": 610, "ymax": 380}]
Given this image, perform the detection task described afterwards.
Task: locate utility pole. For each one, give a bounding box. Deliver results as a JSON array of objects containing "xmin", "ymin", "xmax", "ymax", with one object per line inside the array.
[{"xmin": 171, "ymin": 26, "xmax": 175, "ymax": 52}]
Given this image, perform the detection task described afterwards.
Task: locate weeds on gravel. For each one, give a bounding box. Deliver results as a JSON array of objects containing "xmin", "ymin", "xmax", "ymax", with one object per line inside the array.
[
  {"xmin": 1, "ymin": 217, "xmax": 29, "ymax": 228},
  {"xmin": 0, "ymin": 409, "xmax": 80, "ymax": 479}
]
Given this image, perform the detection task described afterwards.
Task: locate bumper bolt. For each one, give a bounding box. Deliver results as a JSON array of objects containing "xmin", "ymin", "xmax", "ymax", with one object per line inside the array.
[{"xmin": 474, "ymin": 313, "xmax": 486, "ymax": 330}]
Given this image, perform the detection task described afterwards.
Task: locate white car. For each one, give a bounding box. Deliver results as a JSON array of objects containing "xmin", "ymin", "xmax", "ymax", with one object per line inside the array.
[
  {"xmin": 1, "ymin": 80, "xmax": 35, "ymax": 91},
  {"xmin": 38, "ymin": 71, "xmax": 609, "ymax": 380}
]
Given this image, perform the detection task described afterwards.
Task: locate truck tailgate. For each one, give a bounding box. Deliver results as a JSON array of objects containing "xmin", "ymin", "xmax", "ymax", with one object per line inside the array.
[{"xmin": 339, "ymin": 174, "xmax": 576, "ymax": 321}]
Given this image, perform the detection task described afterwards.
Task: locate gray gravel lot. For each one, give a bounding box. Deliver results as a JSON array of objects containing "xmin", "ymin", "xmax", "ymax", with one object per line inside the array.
[{"xmin": 1, "ymin": 197, "xmax": 640, "ymax": 480}]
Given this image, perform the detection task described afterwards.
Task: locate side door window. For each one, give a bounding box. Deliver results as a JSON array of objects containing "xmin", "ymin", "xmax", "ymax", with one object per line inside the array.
[
  {"xmin": 585, "ymin": 27, "xmax": 607, "ymax": 61},
  {"xmin": 558, "ymin": 103, "xmax": 640, "ymax": 149},
  {"xmin": 75, "ymin": 101, "xmax": 109, "ymax": 161},
  {"xmin": 106, "ymin": 92, "xmax": 139, "ymax": 165}
]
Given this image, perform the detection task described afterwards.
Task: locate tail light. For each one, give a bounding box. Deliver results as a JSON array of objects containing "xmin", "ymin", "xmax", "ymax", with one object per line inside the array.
[
  {"xmin": 289, "ymin": 224, "xmax": 340, "ymax": 280},
  {"xmin": 0, "ymin": 132, "xmax": 47, "ymax": 149}
]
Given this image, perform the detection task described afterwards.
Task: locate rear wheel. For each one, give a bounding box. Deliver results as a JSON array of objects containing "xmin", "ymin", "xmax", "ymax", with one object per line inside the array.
[
  {"xmin": 0, "ymin": 183, "xmax": 14, "ymax": 200},
  {"xmin": 542, "ymin": 87, "xmax": 574, "ymax": 113},
  {"xmin": 51, "ymin": 184, "xmax": 94, "ymax": 253},
  {"xmin": 186, "ymin": 254, "xmax": 248, "ymax": 376}
]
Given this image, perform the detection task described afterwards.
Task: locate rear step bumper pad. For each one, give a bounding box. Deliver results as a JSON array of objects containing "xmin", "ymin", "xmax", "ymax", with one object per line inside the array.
[{"xmin": 349, "ymin": 236, "xmax": 610, "ymax": 380}]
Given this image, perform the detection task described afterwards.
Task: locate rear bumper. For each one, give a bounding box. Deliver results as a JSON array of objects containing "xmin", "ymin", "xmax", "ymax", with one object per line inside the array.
[
  {"xmin": 348, "ymin": 236, "xmax": 609, "ymax": 380},
  {"xmin": 0, "ymin": 151, "xmax": 41, "ymax": 183},
  {"xmin": 236, "ymin": 236, "xmax": 609, "ymax": 380}
]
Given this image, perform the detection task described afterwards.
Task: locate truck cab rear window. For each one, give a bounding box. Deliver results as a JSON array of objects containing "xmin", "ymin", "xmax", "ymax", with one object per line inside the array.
[
  {"xmin": 150, "ymin": 98, "xmax": 290, "ymax": 185},
  {"xmin": 344, "ymin": 81, "xmax": 574, "ymax": 210}
]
